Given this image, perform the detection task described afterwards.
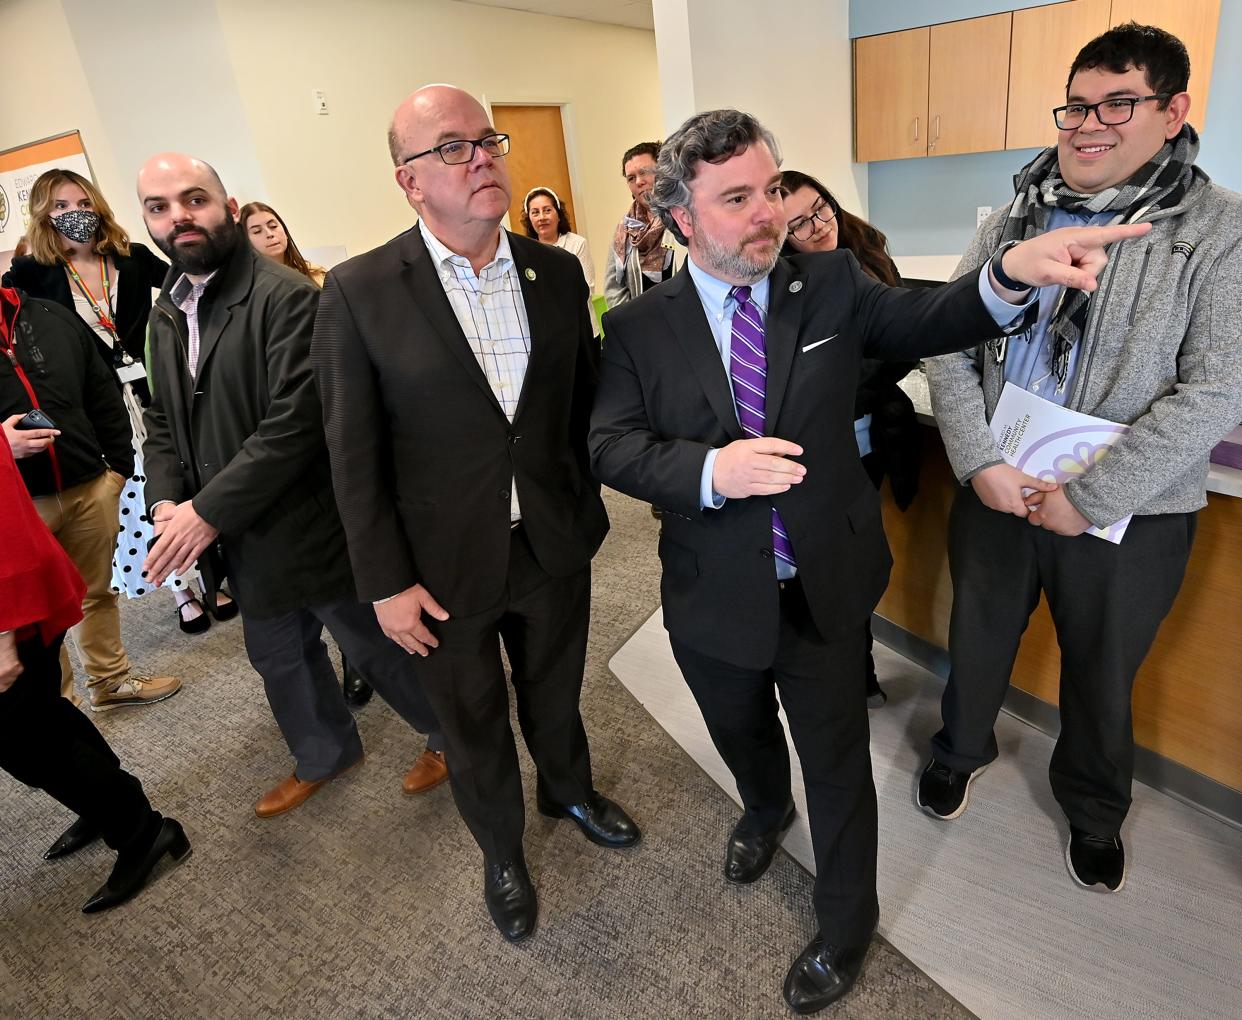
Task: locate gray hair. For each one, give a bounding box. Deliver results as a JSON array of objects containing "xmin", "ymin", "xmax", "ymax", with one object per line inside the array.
[{"xmin": 649, "ymin": 109, "xmax": 782, "ymax": 244}]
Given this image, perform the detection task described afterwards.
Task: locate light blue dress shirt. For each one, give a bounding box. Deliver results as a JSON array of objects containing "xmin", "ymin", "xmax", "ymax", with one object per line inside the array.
[{"xmin": 995, "ymin": 207, "xmax": 1110, "ymax": 406}]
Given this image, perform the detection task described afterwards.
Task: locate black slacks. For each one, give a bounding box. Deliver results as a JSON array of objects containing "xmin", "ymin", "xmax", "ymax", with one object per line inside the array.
[
  {"xmin": 416, "ymin": 524, "xmax": 594, "ymax": 862},
  {"xmin": 671, "ymin": 579, "xmax": 879, "ymax": 949},
  {"xmin": 934, "ymin": 487, "xmax": 1196, "ymax": 835},
  {"xmin": 0, "ymin": 633, "xmax": 158, "ymax": 851},
  {"xmin": 242, "ymin": 597, "xmax": 442, "ymax": 782}
]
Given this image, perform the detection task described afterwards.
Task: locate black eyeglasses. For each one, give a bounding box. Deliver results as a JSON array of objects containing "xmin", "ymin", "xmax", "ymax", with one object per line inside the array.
[
  {"xmin": 788, "ymin": 201, "xmax": 838, "ymax": 241},
  {"xmin": 1052, "ymin": 94, "xmax": 1169, "ymax": 130},
  {"xmin": 402, "ymin": 133, "xmax": 511, "ymax": 166}
]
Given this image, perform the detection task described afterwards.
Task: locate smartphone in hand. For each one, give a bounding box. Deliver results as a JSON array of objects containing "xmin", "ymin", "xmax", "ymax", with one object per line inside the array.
[{"xmin": 16, "ymin": 408, "xmax": 58, "ymax": 430}]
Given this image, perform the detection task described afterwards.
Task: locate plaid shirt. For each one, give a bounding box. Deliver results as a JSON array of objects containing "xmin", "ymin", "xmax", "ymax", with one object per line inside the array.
[
  {"xmin": 170, "ymin": 270, "xmax": 218, "ymax": 380},
  {"xmin": 419, "ymin": 221, "xmax": 530, "ymax": 522}
]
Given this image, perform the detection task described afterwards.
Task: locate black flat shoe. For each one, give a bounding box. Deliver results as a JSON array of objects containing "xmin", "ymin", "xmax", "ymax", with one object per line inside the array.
[
  {"xmin": 44, "ymin": 816, "xmax": 102, "ymax": 860},
  {"xmin": 82, "ymin": 818, "xmax": 191, "ymax": 914},
  {"xmin": 536, "ymin": 789, "xmax": 641, "ymax": 848},
  {"xmin": 483, "ymin": 857, "xmax": 537, "ymax": 942},
  {"xmin": 176, "ymin": 596, "xmax": 211, "ymax": 635},
  {"xmin": 725, "ymin": 802, "xmax": 795, "ymax": 884},
  {"xmin": 209, "ymin": 591, "xmax": 239, "ymax": 622},
  {"xmin": 783, "ymin": 930, "xmax": 872, "ymax": 1014},
  {"xmin": 342, "ymin": 659, "xmax": 373, "ymax": 708}
]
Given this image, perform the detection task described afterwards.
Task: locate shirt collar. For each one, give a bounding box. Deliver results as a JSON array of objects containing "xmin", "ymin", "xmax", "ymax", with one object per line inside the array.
[
  {"xmin": 418, "ymin": 219, "xmax": 511, "ymax": 274},
  {"xmin": 686, "ymin": 255, "xmax": 771, "ymax": 322},
  {"xmin": 170, "ymin": 269, "xmax": 218, "ymax": 307}
]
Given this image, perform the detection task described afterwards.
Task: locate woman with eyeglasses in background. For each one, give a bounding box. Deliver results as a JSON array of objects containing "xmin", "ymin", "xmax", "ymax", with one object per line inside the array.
[{"xmin": 780, "ymin": 170, "xmax": 923, "ymax": 709}]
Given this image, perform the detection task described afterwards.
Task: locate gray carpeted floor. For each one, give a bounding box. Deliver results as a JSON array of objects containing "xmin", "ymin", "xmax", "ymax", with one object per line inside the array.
[{"xmin": 0, "ymin": 490, "xmax": 972, "ymax": 1020}]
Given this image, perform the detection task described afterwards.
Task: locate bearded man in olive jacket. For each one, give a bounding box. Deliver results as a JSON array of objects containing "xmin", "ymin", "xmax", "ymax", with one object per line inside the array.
[{"xmin": 137, "ymin": 153, "xmax": 442, "ymax": 817}]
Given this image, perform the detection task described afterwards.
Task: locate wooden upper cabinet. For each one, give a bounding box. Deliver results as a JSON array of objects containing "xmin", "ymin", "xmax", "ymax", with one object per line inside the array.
[
  {"xmin": 1007, "ymin": 0, "xmax": 1112, "ymax": 150},
  {"xmin": 1109, "ymin": 0, "xmax": 1221, "ymax": 126},
  {"xmin": 928, "ymin": 13, "xmax": 1013, "ymax": 157},
  {"xmin": 854, "ymin": 27, "xmax": 930, "ymax": 162}
]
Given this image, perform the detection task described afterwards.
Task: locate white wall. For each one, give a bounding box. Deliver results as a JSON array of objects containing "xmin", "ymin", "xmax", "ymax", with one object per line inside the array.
[
  {"xmin": 0, "ymin": 0, "xmax": 666, "ymax": 285},
  {"xmin": 653, "ymin": 0, "xmax": 866, "ymax": 217}
]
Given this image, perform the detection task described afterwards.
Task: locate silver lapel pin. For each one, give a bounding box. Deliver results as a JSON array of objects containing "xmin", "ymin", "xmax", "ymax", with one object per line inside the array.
[
  {"xmin": 789, "ymin": 280, "xmax": 803, "ymax": 294},
  {"xmin": 524, "ymin": 268, "xmax": 537, "ymax": 281}
]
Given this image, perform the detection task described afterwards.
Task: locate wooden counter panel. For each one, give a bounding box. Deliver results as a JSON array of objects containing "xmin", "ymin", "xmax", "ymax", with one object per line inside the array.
[{"xmin": 875, "ymin": 426, "xmax": 1242, "ymax": 792}]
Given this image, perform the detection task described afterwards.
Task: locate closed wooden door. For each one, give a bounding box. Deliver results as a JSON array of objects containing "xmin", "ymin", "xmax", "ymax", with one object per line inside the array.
[
  {"xmin": 928, "ymin": 12, "xmax": 1012, "ymax": 157},
  {"xmin": 1007, "ymin": 0, "xmax": 1112, "ymax": 150},
  {"xmin": 1109, "ymin": 0, "xmax": 1220, "ymax": 125},
  {"xmin": 854, "ymin": 27, "xmax": 930, "ymax": 162},
  {"xmin": 490, "ymin": 104, "xmax": 579, "ymax": 240}
]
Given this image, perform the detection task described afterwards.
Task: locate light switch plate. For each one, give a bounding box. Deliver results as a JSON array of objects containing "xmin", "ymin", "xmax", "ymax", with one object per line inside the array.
[{"xmin": 312, "ymin": 89, "xmax": 329, "ymax": 116}]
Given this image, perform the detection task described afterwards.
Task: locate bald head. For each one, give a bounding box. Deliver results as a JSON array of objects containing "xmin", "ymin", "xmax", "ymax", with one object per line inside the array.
[
  {"xmin": 387, "ymin": 85, "xmax": 488, "ymax": 166},
  {"xmin": 137, "ymin": 152, "xmax": 227, "ymax": 203},
  {"xmin": 137, "ymin": 151, "xmax": 239, "ymax": 276}
]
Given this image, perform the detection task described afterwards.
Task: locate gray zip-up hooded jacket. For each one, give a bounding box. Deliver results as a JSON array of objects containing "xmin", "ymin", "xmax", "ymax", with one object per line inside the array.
[{"xmin": 926, "ymin": 167, "xmax": 1242, "ymax": 528}]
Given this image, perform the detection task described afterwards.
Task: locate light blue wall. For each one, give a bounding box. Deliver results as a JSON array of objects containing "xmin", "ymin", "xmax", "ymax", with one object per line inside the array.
[
  {"xmin": 858, "ymin": 1, "xmax": 1242, "ymax": 255},
  {"xmin": 850, "ymin": 0, "xmax": 1052, "ymax": 38}
]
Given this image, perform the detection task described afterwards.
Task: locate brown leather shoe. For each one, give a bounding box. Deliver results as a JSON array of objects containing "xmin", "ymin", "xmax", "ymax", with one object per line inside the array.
[
  {"xmin": 402, "ymin": 749, "xmax": 448, "ymax": 795},
  {"xmin": 255, "ymin": 758, "xmax": 363, "ymax": 818}
]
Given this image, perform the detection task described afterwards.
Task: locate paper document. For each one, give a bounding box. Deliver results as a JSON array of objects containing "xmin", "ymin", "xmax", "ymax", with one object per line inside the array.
[{"xmin": 989, "ymin": 382, "xmax": 1131, "ymax": 544}]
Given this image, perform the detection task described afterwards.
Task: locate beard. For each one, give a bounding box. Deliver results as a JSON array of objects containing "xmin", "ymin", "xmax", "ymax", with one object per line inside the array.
[
  {"xmin": 153, "ymin": 216, "xmax": 238, "ymax": 275},
  {"xmin": 694, "ymin": 218, "xmax": 786, "ymax": 284}
]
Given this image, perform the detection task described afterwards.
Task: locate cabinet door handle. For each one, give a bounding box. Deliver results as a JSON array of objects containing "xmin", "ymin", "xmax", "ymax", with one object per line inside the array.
[
  {"xmin": 932, "ymin": 114, "xmax": 942, "ymax": 148},
  {"xmin": 913, "ymin": 116, "xmax": 919, "ymax": 141}
]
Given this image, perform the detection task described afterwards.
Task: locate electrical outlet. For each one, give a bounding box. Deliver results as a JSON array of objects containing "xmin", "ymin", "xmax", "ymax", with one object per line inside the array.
[
  {"xmin": 312, "ymin": 89, "xmax": 329, "ymax": 116},
  {"xmin": 976, "ymin": 205, "xmax": 993, "ymax": 227}
]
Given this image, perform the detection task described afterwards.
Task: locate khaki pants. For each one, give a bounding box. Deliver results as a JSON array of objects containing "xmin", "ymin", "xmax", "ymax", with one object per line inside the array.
[{"xmin": 35, "ymin": 471, "xmax": 130, "ymax": 699}]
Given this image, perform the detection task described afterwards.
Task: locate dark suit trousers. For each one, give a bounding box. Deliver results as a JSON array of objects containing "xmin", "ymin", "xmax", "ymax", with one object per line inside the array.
[
  {"xmin": 0, "ymin": 634, "xmax": 159, "ymax": 852},
  {"xmin": 242, "ymin": 597, "xmax": 442, "ymax": 782},
  {"xmin": 933, "ymin": 487, "xmax": 1196, "ymax": 835},
  {"xmin": 671, "ymin": 580, "xmax": 879, "ymax": 949},
  {"xmin": 416, "ymin": 524, "xmax": 594, "ymax": 863}
]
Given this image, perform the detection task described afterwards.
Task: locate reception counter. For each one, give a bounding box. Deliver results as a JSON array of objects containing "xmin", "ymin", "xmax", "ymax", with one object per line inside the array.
[{"xmin": 875, "ymin": 371, "xmax": 1242, "ymax": 823}]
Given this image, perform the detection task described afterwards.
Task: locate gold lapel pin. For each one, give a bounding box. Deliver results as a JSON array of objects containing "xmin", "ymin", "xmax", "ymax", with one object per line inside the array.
[
  {"xmin": 525, "ymin": 268, "xmax": 537, "ymax": 281},
  {"xmin": 789, "ymin": 281, "xmax": 803, "ymax": 294}
]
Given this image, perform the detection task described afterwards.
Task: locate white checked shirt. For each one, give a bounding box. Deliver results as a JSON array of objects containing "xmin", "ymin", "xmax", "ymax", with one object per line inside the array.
[
  {"xmin": 419, "ymin": 220, "xmax": 531, "ymax": 522},
  {"xmin": 170, "ymin": 270, "xmax": 218, "ymax": 380}
]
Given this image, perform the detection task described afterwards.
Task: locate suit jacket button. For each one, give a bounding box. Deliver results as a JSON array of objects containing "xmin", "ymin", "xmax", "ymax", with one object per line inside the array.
[
  {"xmin": 760, "ymin": 549, "xmax": 773, "ymax": 559},
  {"xmin": 500, "ymin": 489, "xmax": 510, "ymax": 500}
]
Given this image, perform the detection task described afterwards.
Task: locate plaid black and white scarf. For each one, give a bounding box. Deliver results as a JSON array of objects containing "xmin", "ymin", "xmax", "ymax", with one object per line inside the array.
[{"xmin": 990, "ymin": 124, "xmax": 1199, "ymax": 390}]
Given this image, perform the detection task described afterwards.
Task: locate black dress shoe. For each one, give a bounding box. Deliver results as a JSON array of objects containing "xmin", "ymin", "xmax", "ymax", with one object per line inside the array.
[
  {"xmin": 725, "ymin": 802, "xmax": 795, "ymax": 884},
  {"xmin": 783, "ymin": 931, "xmax": 872, "ymax": 1015},
  {"xmin": 483, "ymin": 857, "xmax": 537, "ymax": 942},
  {"xmin": 536, "ymin": 789, "xmax": 641, "ymax": 848},
  {"xmin": 341, "ymin": 659, "xmax": 373, "ymax": 707},
  {"xmin": 82, "ymin": 818, "xmax": 191, "ymax": 914},
  {"xmin": 44, "ymin": 816, "xmax": 102, "ymax": 860}
]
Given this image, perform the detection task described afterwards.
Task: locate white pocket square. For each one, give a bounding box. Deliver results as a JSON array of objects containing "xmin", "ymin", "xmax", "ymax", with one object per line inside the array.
[{"xmin": 801, "ymin": 334, "xmax": 839, "ymax": 353}]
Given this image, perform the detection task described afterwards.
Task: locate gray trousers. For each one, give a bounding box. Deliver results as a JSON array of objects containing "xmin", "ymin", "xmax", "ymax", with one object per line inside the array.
[
  {"xmin": 933, "ymin": 487, "xmax": 1195, "ymax": 835},
  {"xmin": 242, "ymin": 597, "xmax": 442, "ymax": 781}
]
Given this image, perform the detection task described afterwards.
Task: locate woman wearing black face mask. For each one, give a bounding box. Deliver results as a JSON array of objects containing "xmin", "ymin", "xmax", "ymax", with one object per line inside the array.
[{"xmin": 3, "ymin": 168, "xmax": 235, "ymax": 639}]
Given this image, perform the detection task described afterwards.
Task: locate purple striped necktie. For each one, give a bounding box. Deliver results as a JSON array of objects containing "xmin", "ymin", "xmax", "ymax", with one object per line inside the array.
[{"xmin": 729, "ymin": 285, "xmax": 796, "ymax": 570}]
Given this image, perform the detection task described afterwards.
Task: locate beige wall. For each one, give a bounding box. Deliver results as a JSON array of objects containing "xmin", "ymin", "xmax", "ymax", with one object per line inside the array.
[
  {"xmin": 1, "ymin": 0, "xmax": 665, "ymax": 286},
  {"xmin": 215, "ymin": 0, "xmax": 663, "ymax": 282},
  {"xmin": 654, "ymin": 0, "xmax": 866, "ymax": 218}
]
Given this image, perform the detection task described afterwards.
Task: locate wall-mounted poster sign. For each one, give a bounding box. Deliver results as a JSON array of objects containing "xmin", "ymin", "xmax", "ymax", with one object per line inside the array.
[{"xmin": 0, "ymin": 131, "xmax": 94, "ymax": 277}]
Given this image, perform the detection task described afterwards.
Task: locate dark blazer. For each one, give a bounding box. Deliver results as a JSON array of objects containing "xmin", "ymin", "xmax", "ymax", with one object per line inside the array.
[
  {"xmin": 311, "ymin": 226, "xmax": 609, "ymax": 614},
  {"xmin": 0, "ymin": 293, "xmax": 133, "ymax": 497},
  {"xmin": 590, "ymin": 251, "xmax": 1018, "ymax": 670},
  {"xmin": 142, "ymin": 242, "xmax": 355, "ymax": 617},
  {"xmin": 4, "ymin": 245, "xmax": 168, "ymax": 391}
]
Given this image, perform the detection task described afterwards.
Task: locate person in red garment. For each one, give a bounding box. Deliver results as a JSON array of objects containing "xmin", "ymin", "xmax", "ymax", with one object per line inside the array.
[{"xmin": 0, "ymin": 322, "xmax": 189, "ymax": 912}]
